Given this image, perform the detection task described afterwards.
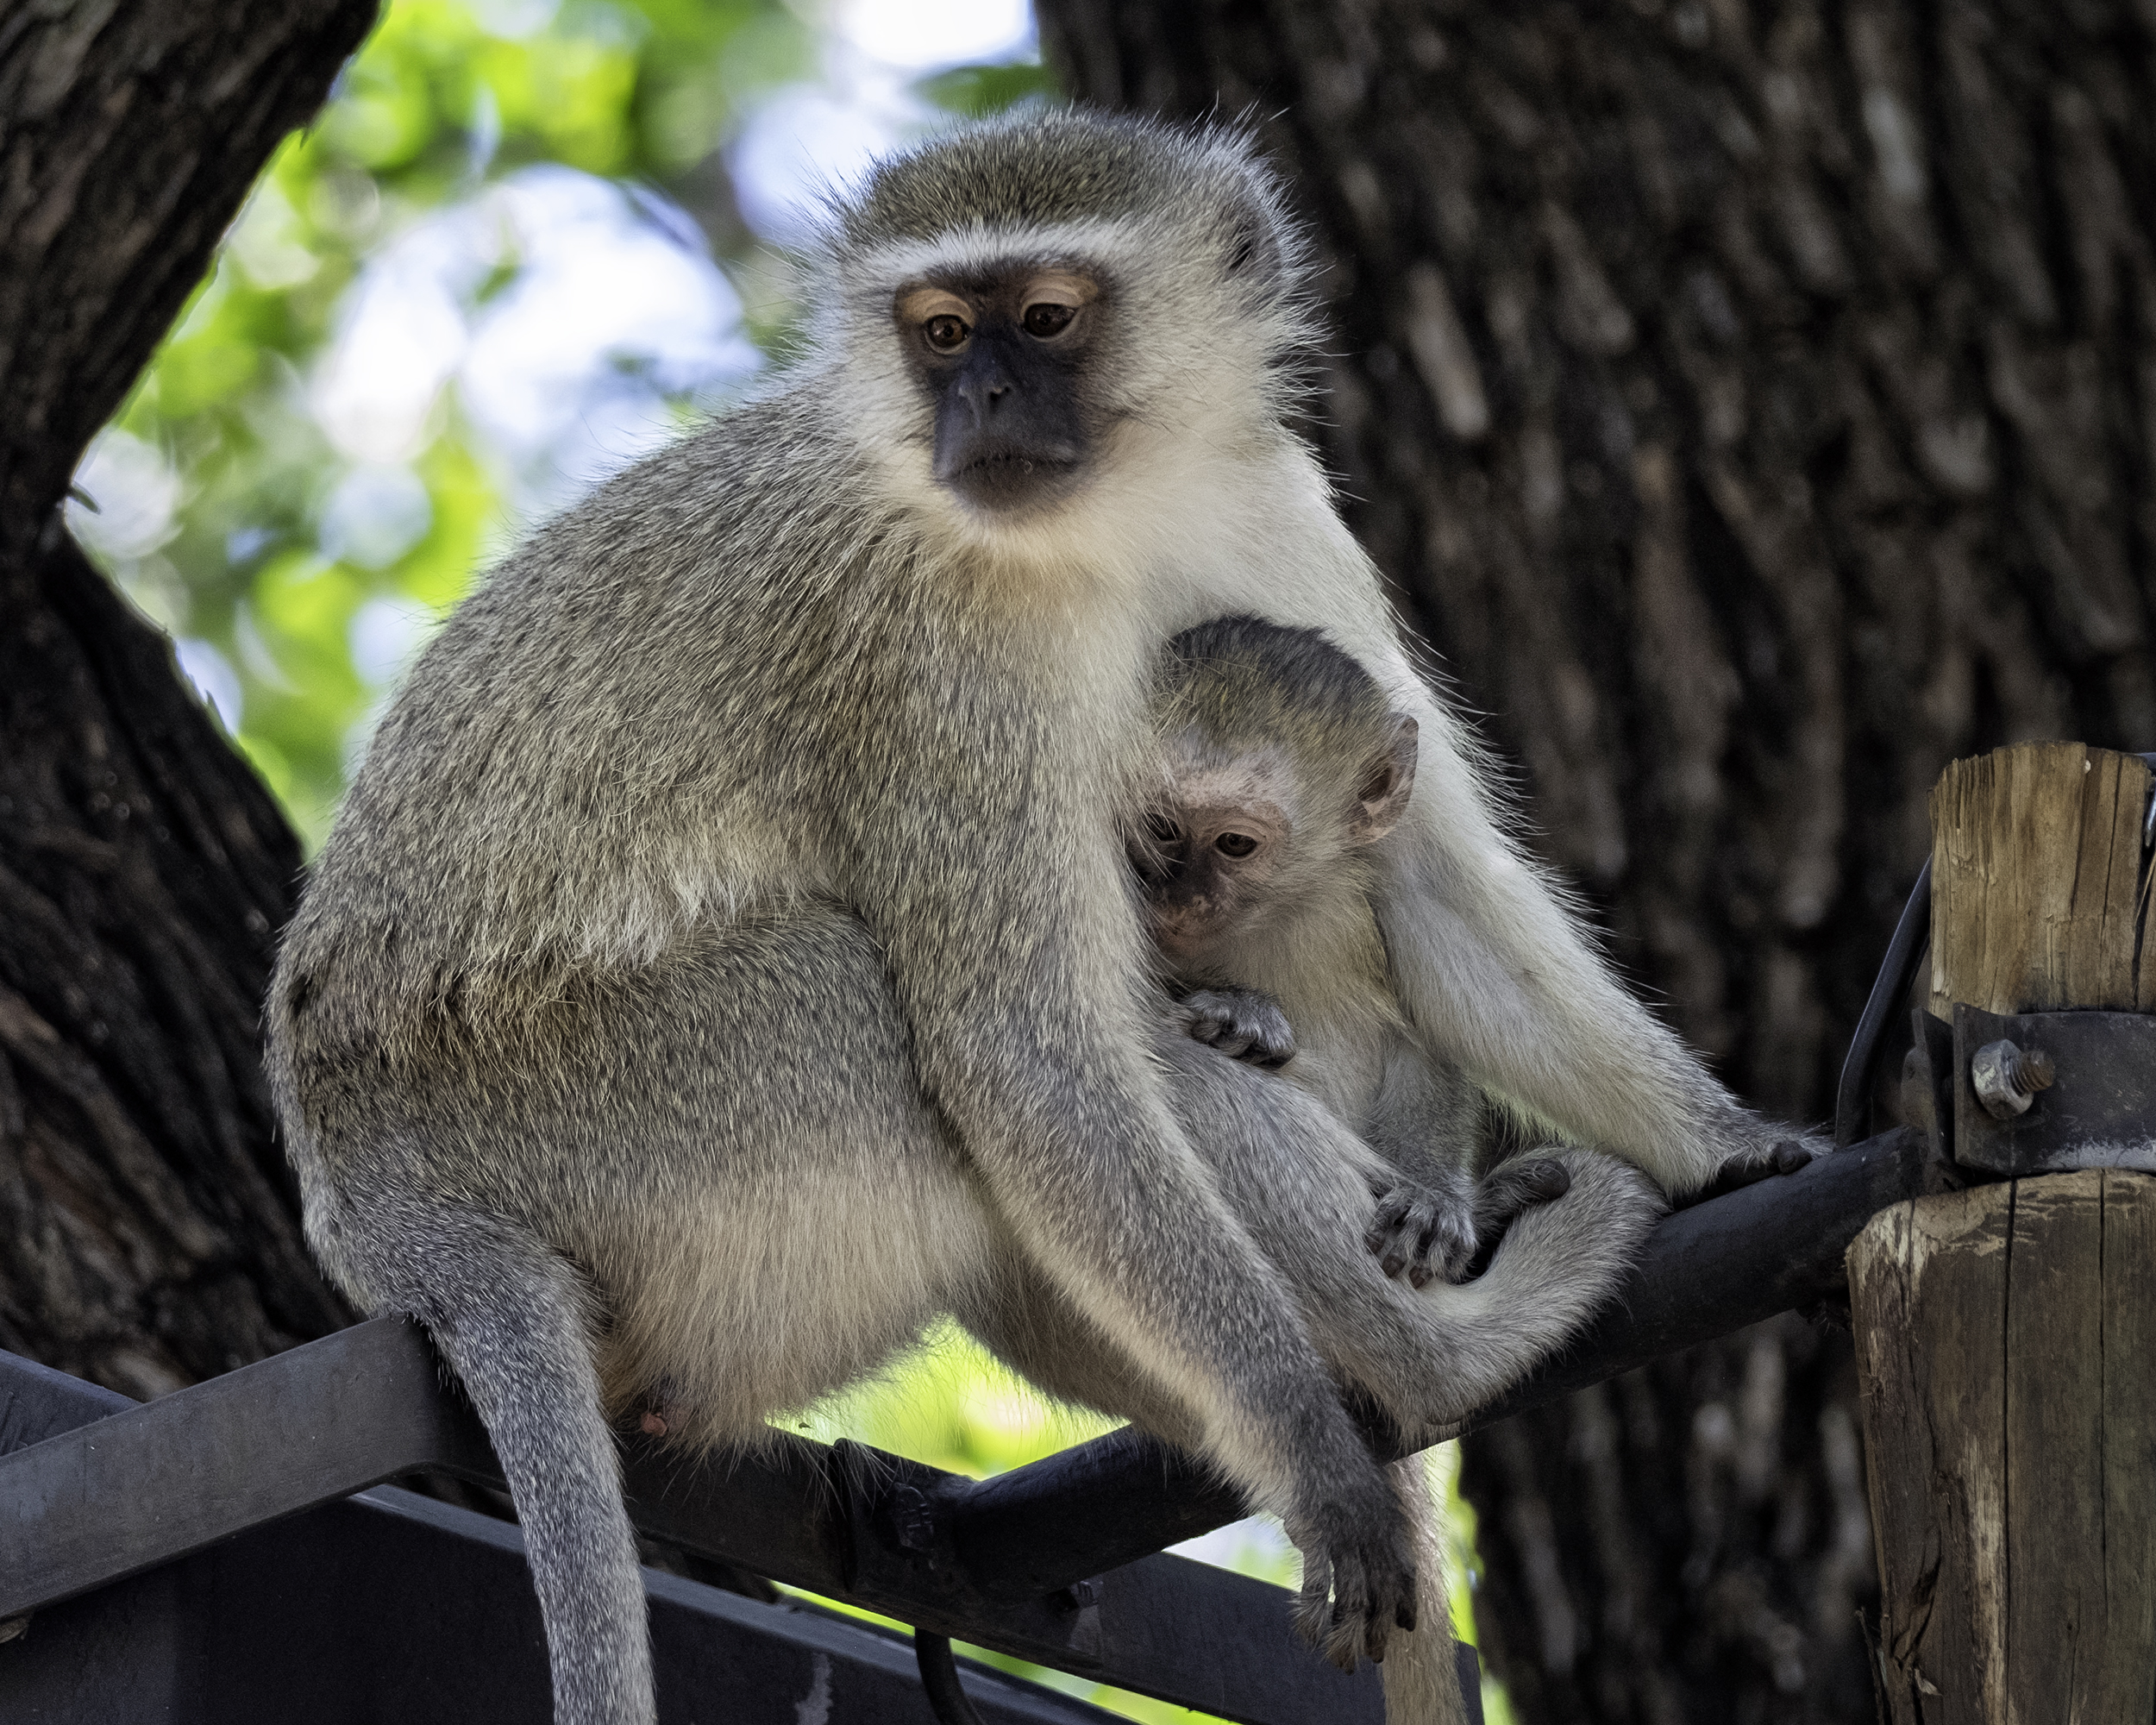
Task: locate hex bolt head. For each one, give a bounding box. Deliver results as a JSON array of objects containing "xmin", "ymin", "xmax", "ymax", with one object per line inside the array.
[{"xmin": 1971, "ymin": 1038, "xmax": 2057, "ymax": 1120}]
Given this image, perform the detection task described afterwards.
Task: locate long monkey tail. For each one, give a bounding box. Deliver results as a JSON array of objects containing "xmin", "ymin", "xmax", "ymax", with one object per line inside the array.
[
  {"xmin": 1380, "ymin": 1457, "xmax": 1472, "ymax": 1725},
  {"xmin": 361, "ymin": 1200, "xmax": 655, "ymax": 1725},
  {"xmin": 1372, "ymin": 1151, "xmax": 1659, "ymax": 1723}
]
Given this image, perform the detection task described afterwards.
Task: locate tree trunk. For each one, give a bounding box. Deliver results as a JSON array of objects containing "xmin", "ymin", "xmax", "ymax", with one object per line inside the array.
[
  {"xmin": 0, "ymin": 3, "xmax": 378, "ymax": 1395},
  {"xmin": 1034, "ymin": 0, "xmax": 2156, "ymax": 1717}
]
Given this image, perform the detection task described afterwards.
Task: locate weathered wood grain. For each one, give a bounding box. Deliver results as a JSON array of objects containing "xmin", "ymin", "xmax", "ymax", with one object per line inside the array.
[
  {"xmin": 1927, "ymin": 743, "xmax": 2152, "ymax": 1019},
  {"xmin": 1849, "ymin": 1185, "xmax": 2008, "ymax": 1719},
  {"xmin": 1851, "ymin": 1171, "xmax": 2156, "ymax": 1723},
  {"xmin": 1856, "ymin": 739, "xmax": 2156, "ymax": 1722}
]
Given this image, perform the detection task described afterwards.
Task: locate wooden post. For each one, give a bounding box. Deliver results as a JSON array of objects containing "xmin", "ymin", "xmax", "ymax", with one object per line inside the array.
[{"xmin": 1850, "ymin": 742, "xmax": 2156, "ymax": 1719}]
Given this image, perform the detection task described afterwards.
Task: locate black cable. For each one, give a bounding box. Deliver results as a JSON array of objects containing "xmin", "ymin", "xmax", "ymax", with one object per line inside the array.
[
  {"xmin": 1832, "ymin": 858, "xmax": 1932, "ymax": 1150},
  {"xmin": 915, "ymin": 1631, "xmax": 987, "ymax": 1725}
]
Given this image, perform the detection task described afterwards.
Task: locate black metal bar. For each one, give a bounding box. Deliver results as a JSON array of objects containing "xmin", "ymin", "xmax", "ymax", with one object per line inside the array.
[
  {"xmin": 1833, "ymin": 860, "xmax": 1934, "ymax": 1150},
  {"xmin": 0, "ymin": 1125, "xmax": 1934, "ymax": 1721},
  {"xmin": 0, "ymin": 1314, "xmax": 492, "ymax": 1622},
  {"xmin": 0, "ymin": 1333, "xmax": 1382, "ymax": 1725}
]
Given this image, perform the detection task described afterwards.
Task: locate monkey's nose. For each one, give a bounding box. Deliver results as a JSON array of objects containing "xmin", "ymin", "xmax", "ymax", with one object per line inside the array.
[{"xmin": 957, "ymin": 376, "xmax": 1010, "ymax": 417}]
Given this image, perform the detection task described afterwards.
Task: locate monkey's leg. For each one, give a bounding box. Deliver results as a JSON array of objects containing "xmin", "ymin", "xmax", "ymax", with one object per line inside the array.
[
  {"xmin": 955, "ymin": 1242, "xmax": 1205, "ymax": 1451},
  {"xmin": 1156, "ymin": 1038, "xmax": 1663, "ymax": 1440},
  {"xmin": 291, "ymin": 906, "xmax": 993, "ymax": 1725}
]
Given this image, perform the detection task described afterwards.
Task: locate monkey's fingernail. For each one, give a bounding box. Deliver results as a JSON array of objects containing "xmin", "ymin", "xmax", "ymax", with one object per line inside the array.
[
  {"xmin": 1408, "ymin": 1266, "xmax": 1431, "ymax": 1289},
  {"xmin": 1382, "ymin": 1252, "xmax": 1406, "ymax": 1278}
]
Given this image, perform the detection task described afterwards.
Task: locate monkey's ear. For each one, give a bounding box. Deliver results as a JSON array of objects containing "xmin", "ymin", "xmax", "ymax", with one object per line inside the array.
[{"xmin": 1348, "ymin": 716, "xmax": 1419, "ymax": 844}]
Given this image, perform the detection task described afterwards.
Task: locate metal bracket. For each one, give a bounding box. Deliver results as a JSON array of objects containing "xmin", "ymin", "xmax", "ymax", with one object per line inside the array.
[
  {"xmin": 832, "ymin": 1441, "xmax": 1103, "ymax": 1673},
  {"xmin": 1952, "ymin": 1004, "xmax": 2156, "ymax": 1176}
]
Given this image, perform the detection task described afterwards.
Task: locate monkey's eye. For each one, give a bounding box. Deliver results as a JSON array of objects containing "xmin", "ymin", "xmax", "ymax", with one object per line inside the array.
[
  {"xmin": 1214, "ymin": 832, "xmax": 1258, "ymax": 859},
  {"xmin": 1145, "ymin": 814, "xmax": 1184, "ymax": 847},
  {"xmin": 1022, "ymin": 302, "xmax": 1076, "ymax": 340},
  {"xmin": 924, "ymin": 314, "xmax": 971, "ymax": 353}
]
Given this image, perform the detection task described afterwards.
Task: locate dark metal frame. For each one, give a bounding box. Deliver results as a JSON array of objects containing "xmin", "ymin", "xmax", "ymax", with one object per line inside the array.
[{"xmin": 0, "ymin": 1124, "xmax": 1940, "ymax": 1725}]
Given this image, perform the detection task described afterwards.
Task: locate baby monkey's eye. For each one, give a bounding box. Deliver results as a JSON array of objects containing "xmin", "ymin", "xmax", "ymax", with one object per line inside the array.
[
  {"xmin": 1023, "ymin": 302, "xmax": 1076, "ymax": 339},
  {"xmin": 1214, "ymin": 831, "xmax": 1258, "ymax": 858},
  {"xmin": 924, "ymin": 314, "xmax": 971, "ymax": 352},
  {"xmin": 1146, "ymin": 813, "xmax": 1184, "ymax": 845}
]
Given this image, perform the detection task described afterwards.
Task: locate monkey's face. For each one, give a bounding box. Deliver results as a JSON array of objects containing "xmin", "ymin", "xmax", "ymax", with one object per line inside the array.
[
  {"xmin": 893, "ymin": 265, "xmax": 1107, "ymax": 515},
  {"xmin": 1134, "ymin": 753, "xmax": 1297, "ymax": 963}
]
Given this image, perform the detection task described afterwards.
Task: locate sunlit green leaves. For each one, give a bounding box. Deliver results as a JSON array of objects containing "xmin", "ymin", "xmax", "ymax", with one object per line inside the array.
[{"xmin": 73, "ymin": 0, "xmax": 1055, "ymax": 848}]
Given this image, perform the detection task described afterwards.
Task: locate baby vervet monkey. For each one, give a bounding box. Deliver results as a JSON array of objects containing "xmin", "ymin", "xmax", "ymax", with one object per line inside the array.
[{"xmin": 1136, "ymin": 616, "xmax": 1574, "ymax": 1286}]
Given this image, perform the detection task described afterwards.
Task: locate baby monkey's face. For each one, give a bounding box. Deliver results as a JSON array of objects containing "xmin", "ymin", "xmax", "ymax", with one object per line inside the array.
[
  {"xmin": 1135, "ymin": 744, "xmax": 1310, "ymax": 963},
  {"xmin": 1135, "ymin": 715, "xmax": 1420, "ymax": 968}
]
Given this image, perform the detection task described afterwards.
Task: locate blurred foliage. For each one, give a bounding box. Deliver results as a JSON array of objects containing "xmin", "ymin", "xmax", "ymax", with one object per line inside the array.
[
  {"xmin": 70, "ymin": 0, "xmax": 1053, "ymax": 844},
  {"xmin": 63, "ymin": 4, "xmax": 1500, "ymax": 1716}
]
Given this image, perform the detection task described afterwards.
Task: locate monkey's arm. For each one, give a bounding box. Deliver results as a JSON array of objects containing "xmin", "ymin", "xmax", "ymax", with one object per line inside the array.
[
  {"xmin": 1369, "ymin": 697, "xmax": 1809, "ymax": 1196},
  {"xmin": 1216, "ymin": 517, "xmax": 1803, "ymax": 1198},
  {"xmin": 849, "ymin": 743, "xmax": 1413, "ymax": 1663}
]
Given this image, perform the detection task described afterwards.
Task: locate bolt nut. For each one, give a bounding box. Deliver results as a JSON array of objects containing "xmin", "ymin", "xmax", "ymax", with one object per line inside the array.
[{"xmin": 1971, "ymin": 1038, "xmax": 2055, "ymax": 1120}]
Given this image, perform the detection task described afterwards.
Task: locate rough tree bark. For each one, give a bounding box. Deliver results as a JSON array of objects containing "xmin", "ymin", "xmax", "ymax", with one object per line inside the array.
[
  {"xmin": 1035, "ymin": 0, "xmax": 2156, "ymax": 1719},
  {"xmin": 0, "ymin": 3, "xmax": 378, "ymax": 1395}
]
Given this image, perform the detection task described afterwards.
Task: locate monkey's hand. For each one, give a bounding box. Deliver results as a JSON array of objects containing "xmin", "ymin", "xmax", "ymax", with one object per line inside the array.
[
  {"xmin": 1695, "ymin": 1131, "xmax": 1822, "ymax": 1204},
  {"xmin": 1286, "ymin": 1468, "xmax": 1420, "ymax": 1671},
  {"xmin": 1364, "ymin": 1167, "xmax": 1480, "ymax": 1289},
  {"xmin": 1179, "ymin": 988, "xmax": 1296, "ymax": 1069}
]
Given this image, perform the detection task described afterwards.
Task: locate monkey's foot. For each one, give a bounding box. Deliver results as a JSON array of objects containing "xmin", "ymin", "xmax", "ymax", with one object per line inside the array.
[
  {"xmin": 1365, "ymin": 1175, "xmax": 1479, "ymax": 1289},
  {"xmin": 1179, "ymin": 988, "xmax": 1296, "ymax": 1069},
  {"xmin": 1472, "ymin": 1157, "xmax": 1572, "ymax": 1235}
]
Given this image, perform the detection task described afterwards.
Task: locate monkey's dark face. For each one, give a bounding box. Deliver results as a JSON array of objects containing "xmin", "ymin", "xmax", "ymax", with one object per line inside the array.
[{"xmin": 895, "ymin": 264, "xmax": 1106, "ymax": 514}]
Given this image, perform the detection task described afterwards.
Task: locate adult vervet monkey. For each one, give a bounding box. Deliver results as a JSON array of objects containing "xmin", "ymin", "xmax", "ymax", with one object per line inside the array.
[{"xmin": 267, "ymin": 109, "xmax": 1765, "ymax": 1724}]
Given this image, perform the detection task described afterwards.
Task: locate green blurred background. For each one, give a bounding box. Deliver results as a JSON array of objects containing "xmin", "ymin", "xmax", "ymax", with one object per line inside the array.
[{"xmin": 63, "ymin": 3, "xmax": 1495, "ymax": 1716}]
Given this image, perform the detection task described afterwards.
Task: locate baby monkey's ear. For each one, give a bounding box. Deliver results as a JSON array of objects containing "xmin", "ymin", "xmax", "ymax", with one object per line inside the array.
[{"xmin": 1348, "ymin": 715, "xmax": 1420, "ymax": 844}]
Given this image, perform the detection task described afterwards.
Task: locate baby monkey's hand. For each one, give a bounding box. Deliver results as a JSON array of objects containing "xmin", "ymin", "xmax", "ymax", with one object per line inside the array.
[
  {"xmin": 1368, "ymin": 1157, "xmax": 1573, "ymax": 1288},
  {"xmin": 1180, "ymin": 987, "xmax": 1297, "ymax": 1070}
]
